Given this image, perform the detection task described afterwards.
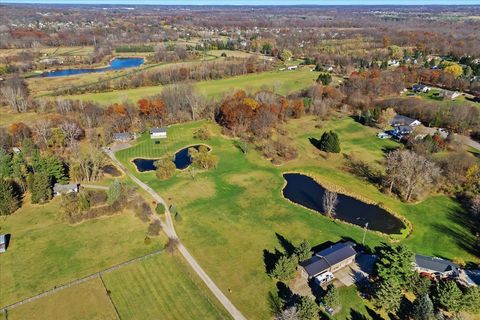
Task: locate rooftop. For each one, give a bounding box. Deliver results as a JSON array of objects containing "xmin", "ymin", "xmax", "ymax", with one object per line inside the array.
[
  {"xmin": 415, "ymin": 254, "xmax": 459, "ymax": 274},
  {"xmin": 150, "ymin": 128, "xmax": 167, "ymax": 134},
  {"xmin": 301, "ymin": 242, "xmax": 357, "ymax": 277}
]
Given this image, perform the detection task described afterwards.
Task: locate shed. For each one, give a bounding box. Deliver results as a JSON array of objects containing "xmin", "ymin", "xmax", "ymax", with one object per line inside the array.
[{"xmin": 150, "ymin": 128, "xmax": 167, "ymax": 139}]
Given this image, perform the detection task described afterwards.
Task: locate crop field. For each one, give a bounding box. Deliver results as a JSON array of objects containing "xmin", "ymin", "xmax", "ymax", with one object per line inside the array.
[
  {"xmin": 102, "ymin": 252, "xmax": 231, "ymax": 320},
  {"xmin": 0, "ymin": 198, "xmax": 166, "ymax": 307},
  {"xmin": 115, "ymin": 116, "xmax": 478, "ymax": 319},
  {"xmin": 64, "ymin": 68, "xmax": 319, "ymax": 105}
]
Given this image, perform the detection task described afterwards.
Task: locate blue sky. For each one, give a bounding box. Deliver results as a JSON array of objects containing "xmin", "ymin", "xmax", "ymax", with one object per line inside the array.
[{"xmin": 3, "ymin": 0, "xmax": 480, "ymax": 5}]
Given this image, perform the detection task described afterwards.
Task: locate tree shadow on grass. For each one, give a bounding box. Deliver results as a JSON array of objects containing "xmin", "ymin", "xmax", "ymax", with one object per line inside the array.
[
  {"xmin": 263, "ymin": 248, "xmax": 284, "ymax": 274},
  {"xmin": 365, "ymin": 306, "xmax": 384, "ymax": 320},
  {"xmin": 275, "ymin": 233, "xmax": 296, "ymax": 256},
  {"xmin": 432, "ymin": 206, "xmax": 480, "ymax": 260},
  {"xmin": 309, "ymin": 137, "xmax": 321, "ymax": 150},
  {"xmin": 348, "ymin": 309, "xmax": 370, "ymax": 320}
]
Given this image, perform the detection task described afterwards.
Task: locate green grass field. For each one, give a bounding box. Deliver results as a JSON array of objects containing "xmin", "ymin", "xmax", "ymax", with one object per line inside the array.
[
  {"xmin": 0, "ymin": 198, "xmax": 166, "ymax": 307},
  {"xmin": 6, "ymin": 278, "xmax": 117, "ymax": 320},
  {"xmin": 115, "ymin": 116, "xmax": 478, "ymax": 319},
  {"xmin": 102, "ymin": 252, "xmax": 231, "ymax": 320},
  {"xmin": 63, "ymin": 69, "xmax": 319, "ymax": 105}
]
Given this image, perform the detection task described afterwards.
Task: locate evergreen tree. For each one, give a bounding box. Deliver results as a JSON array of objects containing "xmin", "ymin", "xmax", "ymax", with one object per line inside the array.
[
  {"xmin": 375, "ymin": 244, "xmax": 415, "ymax": 288},
  {"xmin": 294, "ymin": 239, "xmax": 312, "ymax": 262},
  {"xmin": 318, "ymin": 131, "xmax": 341, "ymax": 153},
  {"xmin": 11, "ymin": 152, "xmax": 28, "ymax": 192},
  {"xmin": 0, "ymin": 178, "xmax": 19, "ymax": 215},
  {"xmin": 270, "ymin": 255, "xmax": 298, "ymax": 281},
  {"xmin": 295, "ymin": 296, "xmax": 319, "ymax": 320},
  {"xmin": 322, "ymin": 284, "xmax": 340, "ymax": 308},
  {"xmin": 374, "ymin": 280, "xmax": 403, "ymax": 313},
  {"xmin": 0, "ymin": 149, "xmax": 12, "ymax": 179},
  {"xmin": 412, "ymin": 294, "xmax": 434, "ymax": 320},
  {"xmin": 463, "ymin": 286, "xmax": 480, "ymax": 313},
  {"xmin": 432, "ymin": 280, "xmax": 464, "ymax": 313},
  {"xmin": 31, "ymin": 153, "xmax": 67, "ymax": 184},
  {"xmin": 31, "ymin": 172, "xmax": 51, "ymax": 204},
  {"xmin": 317, "ymin": 73, "xmax": 332, "ymax": 85}
]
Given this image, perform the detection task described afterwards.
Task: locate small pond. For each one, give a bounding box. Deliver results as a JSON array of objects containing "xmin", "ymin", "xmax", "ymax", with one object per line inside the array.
[
  {"xmin": 282, "ymin": 173, "xmax": 405, "ymax": 234},
  {"xmin": 40, "ymin": 57, "xmax": 144, "ymax": 77},
  {"xmin": 132, "ymin": 145, "xmax": 210, "ymax": 172}
]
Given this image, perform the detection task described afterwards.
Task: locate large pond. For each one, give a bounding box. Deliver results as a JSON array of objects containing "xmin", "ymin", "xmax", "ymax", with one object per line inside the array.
[
  {"xmin": 132, "ymin": 145, "xmax": 210, "ymax": 172},
  {"xmin": 40, "ymin": 57, "xmax": 144, "ymax": 77},
  {"xmin": 282, "ymin": 173, "xmax": 405, "ymax": 234}
]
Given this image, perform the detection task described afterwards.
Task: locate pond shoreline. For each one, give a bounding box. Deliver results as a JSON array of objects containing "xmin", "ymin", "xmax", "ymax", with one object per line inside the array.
[{"xmin": 280, "ymin": 171, "xmax": 412, "ymax": 239}]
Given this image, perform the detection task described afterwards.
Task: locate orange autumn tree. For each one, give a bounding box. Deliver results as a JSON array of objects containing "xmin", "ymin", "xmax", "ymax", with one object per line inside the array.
[{"xmin": 138, "ymin": 98, "xmax": 166, "ymax": 126}]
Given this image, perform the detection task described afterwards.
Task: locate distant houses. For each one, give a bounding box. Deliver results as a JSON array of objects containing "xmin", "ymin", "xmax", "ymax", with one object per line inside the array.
[
  {"xmin": 53, "ymin": 183, "xmax": 79, "ymax": 196},
  {"xmin": 300, "ymin": 242, "xmax": 357, "ymax": 281},
  {"xmin": 438, "ymin": 89, "xmax": 461, "ymax": 100},
  {"xmin": 412, "ymin": 84, "xmax": 430, "ymax": 93},
  {"xmin": 150, "ymin": 127, "xmax": 167, "ymax": 139}
]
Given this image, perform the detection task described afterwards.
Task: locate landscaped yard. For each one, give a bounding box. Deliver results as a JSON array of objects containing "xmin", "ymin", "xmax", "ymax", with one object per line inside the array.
[
  {"xmin": 6, "ymin": 278, "xmax": 117, "ymax": 320},
  {"xmin": 0, "ymin": 198, "xmax": 166, "ymax": 307},
  {"xmin": 102, "ymin": 252, "xmax": 231, "ymax": 320},
  {"xmin": 63, "ymin": 68, "xmax": 319, "ymax": 105},
  {"xmin": 115, "ymin": 116, "xmax": 479, "ymax": 319}
]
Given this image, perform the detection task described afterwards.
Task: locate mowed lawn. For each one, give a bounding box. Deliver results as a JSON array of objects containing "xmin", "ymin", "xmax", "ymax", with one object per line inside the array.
[
  {"xmin": 0, "ymin": 198, "xmax": 165, "ymax": 307},
  {"xmin": 6, "ymin": 278, "xmax": 117, "ymax": 320},
  {"xmin": 102, "ymin": 252, "xmax": 231, "ymax": 320},
  {"xmin": 64, "ymin": 68, "xmax": 319, "ymax": 105},
  {"xmin": 115, "ymin": 117, "xmax": 478, "ymax": 319}
]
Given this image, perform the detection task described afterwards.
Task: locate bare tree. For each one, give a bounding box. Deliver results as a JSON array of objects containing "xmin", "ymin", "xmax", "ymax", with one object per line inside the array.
[
  {"xmin": 385, "ymin": 149, "xmax": 441, "ymax": 201},
  {"xmin": 323, "ymin": 190, "xmax": 338, "ymax": 218},
  {"xmin": 60, "ymin": 120, "xmax": 83, "ymax": 147},
  {"xmin": 0, "ymin": 77, "xmax": 29, "ymax": 113},
  {"xmin": 275, "ymin": 307, "xmax": 299, "ymax": 320},
  {"xmin": 32, "ymin": 119, "xmax": 52, "ymax": 148}
]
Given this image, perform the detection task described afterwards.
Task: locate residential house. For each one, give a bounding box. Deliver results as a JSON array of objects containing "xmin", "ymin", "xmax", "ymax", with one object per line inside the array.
[
  {"xmin": 394, "ymin": 125, "xmax": 413, "ymax": 136},
  {"xmin": 412, "ymin": 84, "xmax": 430, "ymax": 93},
  {"xmin": 150, "ymin": 128, "xmax": 167, "ymax": 139},
  {"xmin": 301, "ymin": 242, "xmax": 357, "ymax": 279},
  {"xmin": 53, "ymin": 183, "xmax": 79, "ymax": 196},
  {"xmin": 112, "ymin": 132, "xmax": 135, "ymax": 142},
  {"xmin": 0, "ymin": 234, "xmax": 6, "ymax": 253},
  {"xmin": 414, "ymin": 254, "xmax": 459, "ymax": 278},
  {"xmin": 287, "ymin": 65, "xmax": 298, "ymax": 70},
  {"xmin": 391, "ymin": 115, "xmax": 422, "ymax": 127},
  {"xmin": 439, "ymin": 89, "xmax": 461, "ymax": 100}
]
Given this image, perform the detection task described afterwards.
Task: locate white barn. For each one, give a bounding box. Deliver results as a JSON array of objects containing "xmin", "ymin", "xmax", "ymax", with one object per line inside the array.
[{"xmin": 150, "ymin": 128, "xmax": 167, "ymax": 139}]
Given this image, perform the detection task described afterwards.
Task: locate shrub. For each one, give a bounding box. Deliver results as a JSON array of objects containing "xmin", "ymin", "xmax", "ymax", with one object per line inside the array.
[
  {"xmin": 155, "ymin": 203, "xmax": 165, "ymax": 215},
  {"xmin": 269, "ymin": 254, "xmax": 297, "ymax": 281},
  {"xmin": 194, "ymin": 126, "xmax": 212, "ymax": 140},
  {"xmin": 318, "ymin": 131, "xmax": 341, "ymax": 153},
  {"xmin": 155, "ymin": 156, "xmax": 176, "ymax": 180},
  {"xmin": 317, "ymin": 73, "xmax": 332, "ymax": 85},
  {"xmin": 147, "ymin": 220, "xmax": 162, "ymax": 236}
]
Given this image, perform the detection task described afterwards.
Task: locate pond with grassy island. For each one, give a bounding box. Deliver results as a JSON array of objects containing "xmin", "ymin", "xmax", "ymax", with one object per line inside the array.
[
  {"xmin": 132, "ymin": 144, "xmax": 211, "ymax": 172},
  {"xmin": 40, "ymin": 57, "xmax": 144, "ymax": 77}
]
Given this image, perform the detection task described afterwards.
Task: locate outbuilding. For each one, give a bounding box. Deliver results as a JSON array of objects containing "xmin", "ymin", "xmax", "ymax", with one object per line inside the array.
[
  {"xmin": 414, "ymin": 254, "xmax": 459, "ymax": 278},
  {"xmin": 150, "ymin": 128, "xmax": 167, "ymax": 139},
  {"xmin": 0, "ymin": 234, "xmax": 7, "ymax": 253}
]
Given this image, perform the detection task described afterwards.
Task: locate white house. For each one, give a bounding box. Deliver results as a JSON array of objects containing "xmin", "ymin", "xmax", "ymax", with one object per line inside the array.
[
  {"xmin": 391, "ymin": 115, "xmax": 422, "ymax": 127},
  {"xmin": 53, "ymin": 183, "xmax": 79, "ymax": 196},
  {"xmin": 150, "ymin": 128, "xmax": 167, "ymax": 139},
  {"xmin": 287, "ymin": 65, "xmax": 298, "ymax": 70}
]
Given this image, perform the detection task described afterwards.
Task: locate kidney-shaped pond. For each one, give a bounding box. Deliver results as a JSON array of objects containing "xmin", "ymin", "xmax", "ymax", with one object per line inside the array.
[
  {"xmin": 132, "ymin": 145, "xmax": 210, "ymax": 172},
  {"xmin": 282, "ymin": 173, "xmax": 405, "ymax": 235}
]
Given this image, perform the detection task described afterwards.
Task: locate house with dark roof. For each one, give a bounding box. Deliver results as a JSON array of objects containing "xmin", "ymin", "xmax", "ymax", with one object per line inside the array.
[
  {"xmin": 301, "ymin": 242, "xmax": 357, "ymax": 279},
  {"xmin": 53, "ymin": 183, "xmax": 79, "ymax": 196},
  {"xmin": 391, "ymin": 115, "xmax": 422, "ymax": 127},
  {"xmin": 150, "ymin": 127, "xmax": 167, "ymax": 139},
  {"xmin": 112, "ymin": 132, "xmax": 135, "ymax": 142},
  {"xmin": 412, "ymin": 84, "xmax": 430, "ymax": 93},
  {"xmin": 394, "ymin": 125, "xmax": 413, "ymax": 136},
  {"xmin": 414, "ymin": 254, "xmax": 459, "ymax": 278}
]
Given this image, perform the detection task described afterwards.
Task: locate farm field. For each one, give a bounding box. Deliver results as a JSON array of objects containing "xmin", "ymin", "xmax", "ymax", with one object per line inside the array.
[
  {"xmin": 115, "ymin": 116, "xmax": 478, "ymax": 319},
  {"xmin": 102, "ymin": 252, "xmax": 231, "ymax": 320},
  {"xmin": 64, "ymin": 68, "xmax": 319, "ymax": 105},
  {"xmin": 6, "ymin": 278, "xmax": 117, "ymax": 320},
  {"xmin": 0, "ymin": 198, "xmax": 166, "ymax": 308}
]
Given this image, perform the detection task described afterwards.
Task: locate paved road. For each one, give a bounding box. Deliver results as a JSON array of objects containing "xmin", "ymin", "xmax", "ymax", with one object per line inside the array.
[{"xmin": 105, "ymin": 149, "xmax": 246, "ymax": 320}]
